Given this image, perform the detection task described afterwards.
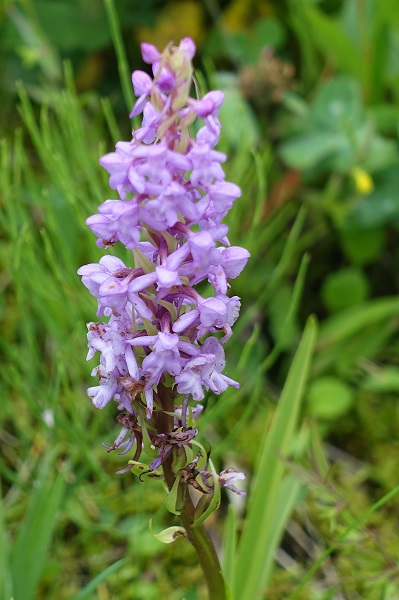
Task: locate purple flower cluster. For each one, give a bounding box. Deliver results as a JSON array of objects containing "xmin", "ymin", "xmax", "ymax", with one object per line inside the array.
[{"xmin": 78, "ymin": 38, "xmax": 249, "ymax": 472}]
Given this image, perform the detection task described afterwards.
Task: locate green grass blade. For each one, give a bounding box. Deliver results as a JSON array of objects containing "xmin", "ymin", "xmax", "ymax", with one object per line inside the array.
[
  {"xmin": 260, "ymin": 252, "xmax": 310, "ymax": 372},
  {"xmin": 103, "ymin": 0, "xmax": 135, "ymax": 114},
  {"xmin": 73, "ymin": 558, "xmax": 128, "ymax": 600},
  {"xmin": 0, "ymin": 485, "xmax": 13, "ymax": 600},
  {"xmin": 10, "ymin": 464, "xmax": 66, "ymax": 600},
  {"xmin": 264, "ymin": 474, "xmax": 303, "ymax": 572},
  {"xmin": 314, "ymin": 297, "xmax": 399, "ymax": 374},
  {"xmin": 318, "ymin": 297, "xmax": 399, "ymax": 348},
  {"xmin": 233, "ymin": 316, "xmax": 318, "ymax": 599},
  {"xmin": 251, "ymin": 147, "xmax": 269, "ymax": 228},
  {"xmin": 257, "ymin": 206, "xmax": 308, "ymax": 306},
  {"xmin": 301, "ymin": 4, "xmax": 365, "ymax": 84},
  {"xmin": 101, "ymin": 96, "xmax": 122, "ymax": 143}
]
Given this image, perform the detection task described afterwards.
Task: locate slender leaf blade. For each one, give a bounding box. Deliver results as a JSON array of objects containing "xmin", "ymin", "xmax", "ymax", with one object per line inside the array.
[
  {"xmin": 10, "ymin": 466, "xmax": 65, "ymax": 600},
  {"xmin": 73, "ymin": 558, "xmax": 128, "ymax": 600},
  {"xmin": 233, "ymin": 316, "xmax": 317, "ymax": 599},
  {"xmin": 0, "ymin": 485, "xmax": 12, "ymax": 600}
]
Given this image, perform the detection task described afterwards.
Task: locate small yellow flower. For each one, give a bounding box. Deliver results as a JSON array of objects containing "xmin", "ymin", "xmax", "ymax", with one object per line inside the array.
[{"xmin": 351, "ymin": 167, "xmax": 374, "ymax": 195}]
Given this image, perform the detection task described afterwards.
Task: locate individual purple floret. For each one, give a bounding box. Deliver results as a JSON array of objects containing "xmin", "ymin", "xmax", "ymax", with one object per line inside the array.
[{"xmin": 78, "ymin": 38, "xmax": 248, "ymax": 494}]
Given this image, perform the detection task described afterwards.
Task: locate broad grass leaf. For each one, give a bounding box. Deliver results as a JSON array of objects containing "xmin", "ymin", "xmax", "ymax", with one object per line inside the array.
[{"xmin": 233, "ymin": 316, "xmax": 317, "ymax": 599}]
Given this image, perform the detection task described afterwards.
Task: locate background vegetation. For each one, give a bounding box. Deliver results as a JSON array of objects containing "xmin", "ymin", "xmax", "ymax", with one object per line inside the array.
[{"xmin": 2, "ymin": 0, "xmax": 399, "ymax": 598}]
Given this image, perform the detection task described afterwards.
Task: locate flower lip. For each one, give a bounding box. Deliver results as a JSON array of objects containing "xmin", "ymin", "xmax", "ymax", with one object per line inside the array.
[
  {"xmin": 188, "ymin": 91, "xmax": 224, "ymax": 118},
  {"xmin": 141, "ymin": 42, "xmax": 161, "ymax": 64},
  {"xmin": 178, "ymin": 37, "xmax": 196, "ymax": 60}
]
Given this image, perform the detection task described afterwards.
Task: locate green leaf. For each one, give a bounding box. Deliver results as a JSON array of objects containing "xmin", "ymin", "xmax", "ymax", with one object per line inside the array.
[
  {"xmin": 361, "ymin": 136, "xmax": 398, "ymax": 173},
  {"xmin": 309, "ymin": 422, "xmax": 330, "ymax": 479},
  {"xmin": 362, "ymin": 366, "xmax": 399, "ymax": 393},
  {"xmin": 311, "ymin": 77, "xmax": 363, "ymax": 130},
  {"xmin": 346, "ymin": 181, "xmax": 399, "ymax": 228},
  {"xmin": 137, "ymin": 406, "xmax": 158, "ymax": 458},
  {"xmin": 302, "ymin": 6, "xmax": 366, "ymax": 84},
  {"xmin": 149, "ymin": 522, "xmax": 186, "ymax": 544},
  {"xmin": 192, "ymin": 460, "xmax": 221, "ymax": 527},
  {"xmin": 252, "ymin": 17, "xmax": 286, "ymax": 53},
  {"xmin": 133, "ymin": 247, "xmax": 156, "ymax": 274},
  {"xmin": 369, "ymin": 104, "xmax": 399, "ymax": 135},
  {"xmin": 282, "ymin": 92, "xmax": 310, "ymax": 118},
  {"xmin": 280, "ymin": 131, "xmax": 343, "ymax": 170},
  {"xmin": 306, "ymin": 377, "xmax": 354, "ymax": 419},
  {"xmin": 321, "ymin": 267, "xmax": 370, "ymax": 312},
  {"xmin": 7, "ymin": 4, "xmax": 61, "ymax": 82},
  {"xmin": 317, "ymin": 297, "xmax": 399, "ymax": 349},
  {"xmin": 155, "ymin": 299, "xmax": 178, "ymax": 322},
  {"xmin": 127, "ymin": 460, "xmax": 161, "ymax": 479},
  {"xmin": 314, "ymin": 297, "xmax": 399, "ymax": 375},
  {"xmin": 164, "ymin": 475, "xmax": 183, "ymax": 516},
  {"xmin": 213, "ymin": 72, "xmax": 259, "ymax": 150},
  {"xmin": 34, "ymin": 0, "xmax": 110, "ymax": 52},
  {"xmin": 142, "ymin": 317, "xmax": 159, "ymax": 336},
  {"xmin": 339, "ymin": 227, "xmax": 385, "ymax": 266},
  {"xmin": 233, "ymin": 317, "xmax": 317, "ymax": 599}
]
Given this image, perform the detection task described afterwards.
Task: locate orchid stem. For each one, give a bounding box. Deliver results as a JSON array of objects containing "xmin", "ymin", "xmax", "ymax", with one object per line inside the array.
[
  {"xmin": 158, "ymin": 384, "xmax": 227, "ymax": 600},
  {"xmin": 163, "ymin": 455, "xmax": 227, "ymax": 600}
]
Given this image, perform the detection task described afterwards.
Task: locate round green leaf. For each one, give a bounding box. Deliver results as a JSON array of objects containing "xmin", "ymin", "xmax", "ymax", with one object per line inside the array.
[
  {"xmin": 321, "ymin": 267, "xmax": 369, "ymax": 312},
  {"xmin": 339, "ymin": 228, "xmax": 385, "ymax": 266},
  {"xmin": 306, "ymin": 377, "xmax": 353, "ymax": 419},
  {"xmin": 311, "ymin": 77, "xmax": 363, "ymax": 130},
  {"xmin": 279, "ymin": 131, "xmax": 342, "ymax": 170}
]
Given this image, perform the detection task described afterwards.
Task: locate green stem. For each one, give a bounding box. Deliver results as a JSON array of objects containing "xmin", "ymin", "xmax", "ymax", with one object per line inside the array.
[
  {"xmin": 182, "ymin": 503, "xmax": 227, "ymax": 599},
  {"xmin": 157, "ymin": 384, "xmax": 227, "ymax": 600}
]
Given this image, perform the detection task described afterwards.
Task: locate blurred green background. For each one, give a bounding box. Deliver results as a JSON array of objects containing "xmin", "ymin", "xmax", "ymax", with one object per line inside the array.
[{"xmin": 2, "ymin": 0, "xmax": 399, "ymax": 598}]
